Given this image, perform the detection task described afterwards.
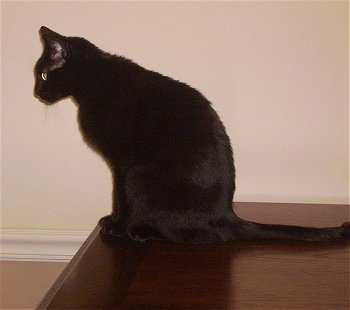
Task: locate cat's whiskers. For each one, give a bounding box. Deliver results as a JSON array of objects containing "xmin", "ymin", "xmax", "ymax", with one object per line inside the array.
[{"xmin": 42, "ymin": 102, "xmax": 60, "ymax": 123}]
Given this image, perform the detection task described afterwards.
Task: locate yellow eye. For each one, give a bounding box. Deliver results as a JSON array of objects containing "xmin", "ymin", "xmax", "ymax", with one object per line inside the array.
[{"xmin": 41, "ymin": 72, "xmax": 47, "ymax": 81}]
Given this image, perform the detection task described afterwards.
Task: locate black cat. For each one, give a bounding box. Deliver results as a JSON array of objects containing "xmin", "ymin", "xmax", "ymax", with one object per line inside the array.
[{"xmin": 34, "ymin": 26, "xmax": 349, "ymax": 243}]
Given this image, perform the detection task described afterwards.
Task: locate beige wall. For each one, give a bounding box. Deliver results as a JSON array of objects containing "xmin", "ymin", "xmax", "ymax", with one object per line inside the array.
[{"xmin": 1, "ymin": 2, "xmax": 349, "ymax": 232}]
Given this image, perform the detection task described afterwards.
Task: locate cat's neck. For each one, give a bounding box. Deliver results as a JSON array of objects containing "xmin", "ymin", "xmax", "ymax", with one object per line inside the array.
[{"xmin": 72, "ymin": 53, "xmax": 141, "ymax": 106}]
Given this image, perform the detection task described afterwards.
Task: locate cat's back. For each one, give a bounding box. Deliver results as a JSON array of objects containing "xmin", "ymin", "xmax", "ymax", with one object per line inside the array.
[
  {"xmin": 135, "ymin": 67, "xmax": 225, "ymax": 138},
  {"xmin": 79, "ymin": 55, "xmax": 231, "ymax": 163}
]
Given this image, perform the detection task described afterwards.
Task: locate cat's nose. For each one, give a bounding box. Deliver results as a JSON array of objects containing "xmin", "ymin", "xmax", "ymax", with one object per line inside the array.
[
  {"xmin": 34, "ymin": 83, "xmax": 39, "ymax": 95},
  {"xmin": 34, "ymin": 87, "xmax": 44, "ymax": 102},
  {"xmin": 34, "ymin": 82, "xmax": 42, "ymax": 98},
  {"xmin": 34, "ymin": 89, "xmax": 39, "ymax": 98}
]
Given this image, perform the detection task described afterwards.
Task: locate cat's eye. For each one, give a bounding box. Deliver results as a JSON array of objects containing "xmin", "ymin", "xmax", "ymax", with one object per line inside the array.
[{"xmin": 41, "ymin": 72, "xmax": 47, "ymax": 81}]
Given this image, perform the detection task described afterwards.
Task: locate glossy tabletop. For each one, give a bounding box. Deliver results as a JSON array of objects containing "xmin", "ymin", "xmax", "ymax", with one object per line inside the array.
[{"xmin": 38, "ymin": 202, "xmax": 350, "ymax": 309}]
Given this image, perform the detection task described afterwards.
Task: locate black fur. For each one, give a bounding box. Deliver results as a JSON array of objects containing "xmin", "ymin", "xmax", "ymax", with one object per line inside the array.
[{"xmin": 34, "ymin": 27, "xmax": 349, "ymax": 244}]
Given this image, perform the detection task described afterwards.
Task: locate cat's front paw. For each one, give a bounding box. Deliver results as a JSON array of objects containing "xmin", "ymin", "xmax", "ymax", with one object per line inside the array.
[
  {"xmin": 340, "ymin": 222, "xmax": 350, "ymax": 240},
  {"xmin": 128, "ymin": 225, "xmax": 168, "ymax": 242},
  {"xmin": 99, "ymin": 215, "xmax": 126, "ymax": 238}
]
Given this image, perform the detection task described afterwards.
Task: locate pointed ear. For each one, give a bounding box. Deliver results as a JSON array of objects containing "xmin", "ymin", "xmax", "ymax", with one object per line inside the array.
[{"xmin": 39, "ymin": 26, "xmax": 69, "ymax": 60}]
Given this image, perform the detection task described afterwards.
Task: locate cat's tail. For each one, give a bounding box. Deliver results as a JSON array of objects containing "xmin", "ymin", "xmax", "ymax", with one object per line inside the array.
[{"xmin": 230, "ymin": 216, "xmax": 350, "ymax": 242}]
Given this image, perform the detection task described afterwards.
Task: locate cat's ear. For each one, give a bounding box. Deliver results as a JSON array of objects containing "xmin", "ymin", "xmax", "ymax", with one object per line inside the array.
[{"xmin": 39, "ymin": 26, "xmax": 69, "ymax": 61}]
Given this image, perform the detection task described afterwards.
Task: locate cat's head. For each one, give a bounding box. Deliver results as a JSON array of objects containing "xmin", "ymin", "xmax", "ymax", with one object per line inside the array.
[{"xmin": 34, "ymin": 26, "xmax": 98, "ymax": 104}]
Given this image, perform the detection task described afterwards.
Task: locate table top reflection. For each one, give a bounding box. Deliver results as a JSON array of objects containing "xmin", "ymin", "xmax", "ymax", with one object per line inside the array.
[{"xmin": 38, "ymin": 202, "xmax": 350, "ymax": 309}]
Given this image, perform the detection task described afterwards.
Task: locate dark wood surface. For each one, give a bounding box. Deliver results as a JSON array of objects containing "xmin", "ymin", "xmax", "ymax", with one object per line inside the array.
[{"xmin": 38, "ymin": 202, "xmax": 350, "ymax": 309}]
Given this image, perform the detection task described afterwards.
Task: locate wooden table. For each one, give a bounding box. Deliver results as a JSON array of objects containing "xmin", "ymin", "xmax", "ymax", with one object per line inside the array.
[{"xmin": 38, "ymin": 202, "xmax": 350, "ymax": 309}]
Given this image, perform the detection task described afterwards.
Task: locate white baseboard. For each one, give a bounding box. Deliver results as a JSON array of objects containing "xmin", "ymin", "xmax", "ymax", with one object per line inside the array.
[{"xmin": 0, "ymin": 229, "xmax": 90, "ymax": 262}]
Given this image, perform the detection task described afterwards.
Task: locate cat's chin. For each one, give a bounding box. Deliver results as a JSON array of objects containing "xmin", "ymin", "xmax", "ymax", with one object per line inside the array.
[
  {"xmin": 33, "ymin": 93, "xmax": 54, "ymax": 105},
  {"xmin": 34, "ymin": 93, "xmax": 69, "ymax": 106},
  {"xmin": 39, "ymin": 99, "xmax": 56, "ymax": 106}
]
